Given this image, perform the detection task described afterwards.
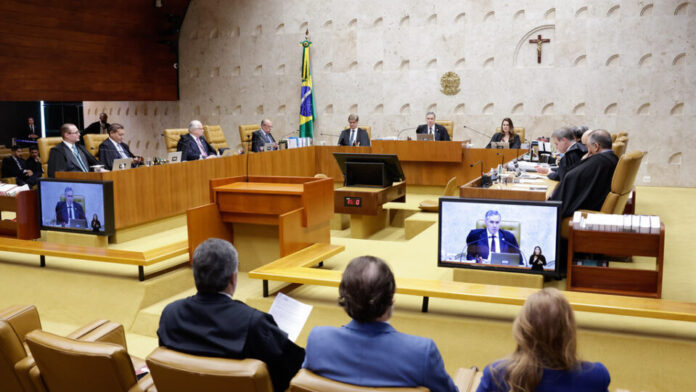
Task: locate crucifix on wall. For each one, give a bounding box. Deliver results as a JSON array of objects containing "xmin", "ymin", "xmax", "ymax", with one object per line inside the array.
[{"xmin": 529, "ymin": 34, "xmax": 550, "ymax": 64}]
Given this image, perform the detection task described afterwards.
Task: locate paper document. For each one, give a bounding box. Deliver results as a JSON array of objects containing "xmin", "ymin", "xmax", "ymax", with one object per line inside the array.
[
  {"xmin": 268, "ymin": 293, "xmax": 313, "ymax": 342},
  {"xmin": 518, "ymin": 179, "xmax": 545, "ymax": 184}
]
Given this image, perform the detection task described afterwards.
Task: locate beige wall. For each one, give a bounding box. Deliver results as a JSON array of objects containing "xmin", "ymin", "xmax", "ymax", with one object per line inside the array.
[{"xmin": 93, "ymin": 0, "xmax": 695, "ymax": 186}]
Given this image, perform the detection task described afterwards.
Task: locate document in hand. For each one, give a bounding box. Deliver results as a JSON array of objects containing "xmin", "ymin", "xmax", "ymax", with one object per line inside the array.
[{"xmin": 268, "ymin": 293, "xmax": 313, "ymax": 342}]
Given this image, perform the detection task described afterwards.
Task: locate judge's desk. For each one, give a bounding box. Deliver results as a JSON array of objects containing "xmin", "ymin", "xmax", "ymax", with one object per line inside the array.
[
  {"xmin": 55, "ymin": 144, "xmax": 525, "ymax": 239},
  {"xmin": 460, "ymin": 170, "xmax": 558, "ymax": 201}
]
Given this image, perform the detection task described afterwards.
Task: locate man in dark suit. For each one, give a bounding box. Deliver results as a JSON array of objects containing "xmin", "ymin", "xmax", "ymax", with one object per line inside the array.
[
  {"xmin": 26, "ymin": 117, "xmax": 40, "ymax": 143},
  {"xmin": 84, "ymin": 112, "xmax": 110, "ymax": 135},
  {"xmin": 337, "ymin": 114, "xmax": 371, "ymax": 146},
  {"xmin": 25, "ymin": 146, "xmax": 43, "ymax": 183},
  {"xmin": 158, "ymin": 239, "xmax": 304, "ymax": 392},
  {"xmin": 537, "ymin": 127, "xmax": 584, "ymax": 183},
  {"xmin": 251, "ymin": 118, "xmax": 278, "ymax": 152},
  {"xmin": 47, "ymin": 123, "xmax": 101, "ymax": 178},
  {"xmin": 415, "ymin": 112, "xmax": 450, "ymax": 141},
  {"xmin": 2, "ymin": 146, "xmax": 37, "ymax": 186},
  {"xmin": 98, "ymin": 123, "xmax": 141, "ymax": 170},
  {"xmin": 465, "ymin": 210, "xmax": 522, "ymax": 263},
  {"xmin": 55, "ymin": 187, "xmax": 86, "ymax": 226},
  {"xmin": 177, "ymin": 120, "xmax": 217, "ymax": 160}
]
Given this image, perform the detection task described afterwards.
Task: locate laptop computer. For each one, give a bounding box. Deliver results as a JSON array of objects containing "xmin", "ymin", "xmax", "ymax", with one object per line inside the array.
[
  {"xmin": 416, "ymin": 134, "xmax": 434, "ymax": 141},
  {"xmin": 491, "ymin": 141, "xmax": 509, "ymax": 149},
  {"xmin": 167, "ymin": 151, "xmax": 183, "ymax": 163},
  {"xmin": 111, "ymin": 158, "xmax": 131, "ymax": 171},
  {"xmin": 490, "ymin": 252, "xmax": 522, "ymax": 266}
]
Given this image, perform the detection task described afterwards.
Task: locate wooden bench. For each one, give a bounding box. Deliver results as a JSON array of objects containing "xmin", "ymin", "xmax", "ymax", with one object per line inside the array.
[
  {"xmin": 249, "ymin": 244, "xmax": 696, "ymax": 322},
  {"xmin": 0, "ymin": 237, "xmax": 188, "ymax": 281}
]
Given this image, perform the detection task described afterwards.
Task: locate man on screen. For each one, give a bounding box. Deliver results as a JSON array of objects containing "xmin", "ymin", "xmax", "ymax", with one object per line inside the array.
[
  {"xmin": 55, "ymin": 187, "xmax": 86, "ymax": 226},
  {"xmin": 465, "ymin": 210, "xmax": 522, "ymax": 264}
]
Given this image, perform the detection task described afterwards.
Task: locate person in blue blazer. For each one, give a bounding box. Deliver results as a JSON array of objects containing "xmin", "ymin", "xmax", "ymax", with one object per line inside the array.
[{"xmin": 303, "ymin": 256, "xmax": 458, "ymax": 392}]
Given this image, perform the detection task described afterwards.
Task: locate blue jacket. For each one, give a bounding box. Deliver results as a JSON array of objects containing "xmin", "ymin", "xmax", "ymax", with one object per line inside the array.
[
  {"xmin": 303, "ymin": 320, "xmax": 458, "ymax": 392},
  {"xmin": 476, "ymin": 360, "xmax": 610, "ymax": 392}
]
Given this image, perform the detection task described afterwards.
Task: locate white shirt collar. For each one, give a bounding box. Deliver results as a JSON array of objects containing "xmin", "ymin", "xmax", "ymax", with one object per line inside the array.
[
  {"xmin": 109, "ymin": 137, "xmax": 122, "ymax": 148},
  {"xmin": 62, "ymin": 140, "xmax": 75, "ymax": 149}
]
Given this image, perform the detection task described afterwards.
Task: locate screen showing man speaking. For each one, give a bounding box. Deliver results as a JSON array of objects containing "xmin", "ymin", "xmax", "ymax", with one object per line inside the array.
[
  {"xmin": 38, "ymin": 179, "xmax": 114, "ymax": 236},
  {"xmin": 438, "ymin": 198, "xmax": 560, "ymax": 274}
]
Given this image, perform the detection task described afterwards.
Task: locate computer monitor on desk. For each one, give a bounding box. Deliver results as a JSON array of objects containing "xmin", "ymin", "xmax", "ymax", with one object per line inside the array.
[
  {"xmin": 333, "ymin": 152, "xmax": 405, "ymax": 187},
  {"xmin": 491, "ymin": 141, "xmax": 509, "ymax": 149}
]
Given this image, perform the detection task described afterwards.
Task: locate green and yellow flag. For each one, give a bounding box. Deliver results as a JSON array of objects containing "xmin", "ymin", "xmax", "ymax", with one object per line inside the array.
[{"xmin": 299, "ymin": 38, "xmax": 315, "ymax": 138}]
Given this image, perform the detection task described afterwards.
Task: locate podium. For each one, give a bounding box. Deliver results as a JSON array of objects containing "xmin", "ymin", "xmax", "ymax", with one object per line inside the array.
[{"xmin": 186, "ymin": 176, "xmax": 333, "ymax": 271}]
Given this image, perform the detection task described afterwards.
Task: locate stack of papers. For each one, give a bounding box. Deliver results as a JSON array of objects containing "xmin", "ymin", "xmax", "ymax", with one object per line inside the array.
[
  {"xmin": 0, "ymin": 183, "xmax": 30, "ymax": 196},
  {"xmin": 573, "ymin": 212, "xmax": 660, "ymax": 234}
]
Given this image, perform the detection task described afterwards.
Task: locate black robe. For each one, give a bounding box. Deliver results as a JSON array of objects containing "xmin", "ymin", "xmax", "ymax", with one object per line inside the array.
[
  {"xmin": 548, "ymin": 142, "xmax": 584, "ymax": 182},
  {"xmin": 550, "ymin": 151, "xmax": 619, "ymax": 218}
]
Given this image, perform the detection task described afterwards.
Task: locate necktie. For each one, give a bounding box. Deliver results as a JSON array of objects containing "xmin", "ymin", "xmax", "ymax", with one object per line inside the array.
[
  {"xmin": 116, "ymin": 144, "xmax": 129, "ymax": 159},
  {"xmin": 490, "ymin": 235, "xmax": 497, "ymax": 253},
  {"xmin": 264, "ymin": 133, "xmax": 272, "ymax": 143},
  {"xmin": 429, "ymin": 127, "xmax": 433, "ymax": 135},
  {"xmin": 195, "ymin": 137, "xmax": 208, "ymax": 157},
  {"xmin": 350, "ymin": 130, "xmax": 356, "ymax": 146},
  {"xmin": 68, "ymin": 204, "xmax": 74, "ymax": 220},
  {"xmin": 12, "ymin": 157, "xmax": 23, "ymax": 170},
  {"xmin": 72, "ymin": 145, "xmax": 88, "ymax": 172}
]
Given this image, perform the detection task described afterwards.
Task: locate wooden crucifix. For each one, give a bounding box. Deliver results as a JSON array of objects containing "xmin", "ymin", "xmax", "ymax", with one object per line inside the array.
[{"xmin": 529, "ymin": 34, "xmax": 550, "ymax": 63}]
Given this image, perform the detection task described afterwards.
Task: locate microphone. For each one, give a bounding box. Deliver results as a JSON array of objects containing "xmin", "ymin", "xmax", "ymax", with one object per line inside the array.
[
  {"xmin": 496, "ymin": 151, "xmax": 505, "ymax": 168},
  {"xmin": 470, "ymin": 160, "xmax": 492, "ymax": 187},
  {"xmin": 458, "ymin": 237, "xmax": 489, "ymax": 263},
  {"xmin": 278, "ymin": 129, "xmax": 299, "ymax": 141},
  {"xmin": 462, "ymin": 125, "xmax": 494, "ymax": 140},
  {"xmin": 395, "ymin": 127, "xmax": 412, "ymax": 140},
  {"xmin": 320, "ymin": 131, "xmax": 340, "ymax": 137}
]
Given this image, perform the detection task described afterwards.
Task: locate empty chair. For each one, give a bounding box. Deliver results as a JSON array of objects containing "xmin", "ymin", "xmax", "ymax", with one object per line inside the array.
[
  {"xmin": 163, "ymin": 128, "xmax": 189, "ymax": 153},
  {"xmin": 419, "ymin": 177, "xmax": 458, "ymax": 212},
  {"xmin": 239, "ymin": 124, "xmax": 259, "ymax": 153},
  {"xmin": 204, "ymin": 124, "xmax": 229, "ymax": 152}
]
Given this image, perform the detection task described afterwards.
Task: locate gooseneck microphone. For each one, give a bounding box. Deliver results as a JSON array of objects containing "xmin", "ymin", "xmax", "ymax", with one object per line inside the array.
[
  {"xmin": 462, "ymin": 125, "xmax": 495, "ymax": 140},
  {"xmin": 395, "ymin": 127, "xmax": 413, "ymax": 140}
]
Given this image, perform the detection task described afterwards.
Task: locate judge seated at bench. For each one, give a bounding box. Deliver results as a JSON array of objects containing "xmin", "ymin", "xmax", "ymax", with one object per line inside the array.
[
  {"xmin": 486, "ymin": 118, "xmax": 521, "ymax": 149},
  {"xmin": 55, "ymin": 187, "xmax": 86, "ymax": 227},
  {"xmin": 177, "ymin": 120, "xmax": 217, "ymax": 160},
  {"xmin": 465, "ymin": 210, "xmax": 522, "ymax": 264},
  {"xmin": 416, "ymin": 111, "xmax": 450, "ymax": 141},
  {"xmin": 251, "ymin": 118, "xmax": 279, "ymax": 152},
  {"xmin": 47, "ymin": 123, "xmax": 102, "ymax": 177},
  {"xmin": 98, "ymin": 123, "xmax": 142, "ymax": 170},
  {"xmin": 535, "ymin": 126, "xmax": 584, "ymax": 182},
  {"xmin": 337, "ymin": 113, "xmax": 371, "ymax": 146}
]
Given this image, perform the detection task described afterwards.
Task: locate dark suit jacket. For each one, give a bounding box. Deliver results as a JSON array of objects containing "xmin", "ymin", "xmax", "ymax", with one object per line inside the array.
[
  {"xmin": 83, "ymin": 121, "xmax": 110, "ymax": 135},
  {"xmin": 98, "ymin": 138, "xmax": 135, "ymax": 170},
  {"xmin": 2, "ymin": 156, "xmax": 37, "ymax": 186},
  {"xmin": 465, "ymin": 228, "xmax": 521, "ymax": 262},
  {"xmin": 548, "ymin": 142, "xmax": 584, "ymax": 182},
  {"xmin": 47, "ymin": 142, "xmax": 99, "ymax": 178},
  {"xmin": 486, "ymin": 133, "xmax": 521, "ymax": 149},
  {"xmin": 158, "ymin": 292, "xmax": 304, "ymax": 392},
  {"xmin": 55, "ymin": 200, "xmax": 86, "ymax": 224},
  {"xmin": 25, "ymin": 157, "xmax": 43, "ymax": 183},
  {"xmin": 177, "ymin": 133, "xmax": 217, "ymax": 161},
  {"xmin": 251, "ymin": 130, "xmax": 277, "ymax": 152},
  {"xmin": 416, "ymin": 124, "xmax": 450, "ymax": 141},
  {"xmin": 337, "ymin": 128, "xmax": 371, "ymax": 146}
]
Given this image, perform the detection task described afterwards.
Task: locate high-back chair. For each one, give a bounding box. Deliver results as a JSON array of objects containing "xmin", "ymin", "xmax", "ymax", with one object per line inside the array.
[
  {"xmin": 146, "ymin": 346, "xmax": 273, "ymax": 392},
  {"xmin": 435, "ymin": 120, "xmax": 454, "ymax": 140},
  {"xmin": 495, "ymin": 127, "xmax": 526, "ymax": 143},
  {"xmin": 163, "ymin": 129, "xmax": 189, "ymax": 153},
  {"xmin": 612, "ymin": 142, "xmax": 626, "ymax": 157},
  {"xmin": 615, "ymin": 135, "xmax": 629, "ymax": 150},
  {"xmin": 239, "ymin": 124, "xmax": 259, "ymax": 153},
  {"xmin": 204, "ymin": 125, "xmax": 229, "ymax": 152},
  {"xmin": 288, "ymin": 369, "xmax": 429, "ymax": 391},
  {"xmin": 37, "ymin": 137, "xmax": 63, "ymax": 174},
  {"xmin": 25, "ymin": 330, "xmax": 153, "ymax": 392},
  {"xmin": 83, "ymin": 134, "xmax": 109, "ymax": 157}
]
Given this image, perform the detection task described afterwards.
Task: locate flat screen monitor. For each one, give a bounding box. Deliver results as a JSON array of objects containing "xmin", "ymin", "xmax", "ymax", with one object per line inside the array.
[
  {"xmin": 38, "ymin": 178, "xmax": 115, "ymax": 236},
  {"xmin": 438, "ymin": 197, "xmax": 562, "ymax": 277},
  {"xmin": 333, "ymin": 152, "xmax": 405, "ymax": 187}
]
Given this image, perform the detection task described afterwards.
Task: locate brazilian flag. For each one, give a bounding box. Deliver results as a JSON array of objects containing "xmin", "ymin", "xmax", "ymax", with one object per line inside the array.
[{"xmin": 299, "ymin": 39, "xmax": 315, "ymax": 138}]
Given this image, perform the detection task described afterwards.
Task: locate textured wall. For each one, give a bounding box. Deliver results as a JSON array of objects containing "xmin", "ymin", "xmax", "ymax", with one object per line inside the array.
[
  {"xmin": 82, "ymin": 102, "xmax": 180, "ymax": 159},
  {"xmin": 178, "ymin": 0, "xmax": 693, "ymax": 186}
]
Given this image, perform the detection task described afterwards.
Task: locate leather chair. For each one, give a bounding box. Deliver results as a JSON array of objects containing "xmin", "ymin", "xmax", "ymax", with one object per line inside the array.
[
  {"xmin": 343, "ymin": 125, "xmax": 373, "ymax": 140},
  {"xmin": 146, "ymin": 346, "xmax": 272, "ymax": 392},
  {"xmin": 561, "ymin": 151, "xmax": 645, "ymax": 238},
  {"xmin": 435, "ymin": 120, "xmax": 453, "ymax": 140},
  {"xmin": 612, "ymin": 142, "xmax": 626, "ymax": 158},
  {"xmin": 495, "ymin": 127, "xmax": 526, "ymax": 143},
  {"xmin": 26, "ymin": 330, "xmax": 153, "ymax": 392},
  {"xmin": 83, "ymin": 134, "xmax": 109, "ymax": 157},
  {"xmin": 203, "ymin": 124, "xmax": 229, "ymax": 152},
  {"xmin": 288, "ymin": 369, "xmax": 429, "ymax": 391},
  {"xmin": 37, "ymin": 137, "xmax": 63, "ymax": 175},
  {"xmin": 476, "ymin": 220, "xmax": 521, "ymax": 245},
  {"xmin": 163, "ymin": 129, "xmax": 189, "ymax": 153},
  {"xmin": 239, "ymin": 124, "xmax": 259, "ymax": 153},
  {"xmin": 419, "ymin": 177, "xmax": 458, "ymax": 212}
]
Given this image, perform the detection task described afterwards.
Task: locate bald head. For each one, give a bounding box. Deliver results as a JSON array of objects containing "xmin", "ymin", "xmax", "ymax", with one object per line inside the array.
[{"xmin": 338, "ymin": 256, "xmax": 395, "ymax": 322}]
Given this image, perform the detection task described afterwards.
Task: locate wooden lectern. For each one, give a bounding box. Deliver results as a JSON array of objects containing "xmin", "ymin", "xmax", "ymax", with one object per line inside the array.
[{"xmin": 186, "ymin": 176, "xmax": 333, "ymax": 271}]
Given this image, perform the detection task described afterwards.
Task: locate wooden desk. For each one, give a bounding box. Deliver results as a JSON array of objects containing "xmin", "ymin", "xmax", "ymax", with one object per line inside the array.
[
  {"xmin": 187, "ymin": 176, "xmax": 333, "ymax": 271},
  {"xmin": 334, "ymin": 182, "xmax": 407, "ymax": 238},
  {"xmin": 0, "ymin": 190, "xmax": 40, "ymax": 240},
  {"xmin": 460, "ymin": 174, "xmax": 557, "ymax": 201}
]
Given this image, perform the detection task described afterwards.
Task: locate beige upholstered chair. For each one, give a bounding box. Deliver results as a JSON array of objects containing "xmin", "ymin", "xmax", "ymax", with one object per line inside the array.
[
  {"xmin": 343, "ymin": 125, "xmax": 372, "ymax": 140},
  {"xmin": 288, "ymin": 369, "xmax": 429, "ymax": 392},
  {"xmin": 495, "ymin": 127, "xmax": 526, "ymax": 143},
  {"xmin": 146, "ymin": 346, "xmax": 273, "ymax": 392},
  {"xmin": 163, "ymin": 129, "xmax": 189, "ymax": 153},
  {"xmin": 612, "ymin": 142, "xmax": 626, "ymax": 158},
  {"xmin": 435, "ymin": 120, "xmax": 454, "ymax": 140},
  {"xmin": 83, "ymin": 134, "xmax": 109, "ymax": 157},
  {"xmin": 204, "ymin": 125, "xmax": 229, "ymax": 152},
  {"xmin": 26, "ymin": 329, "xmax": 153, "ymax": 392},
  {"xmin": 239, "ymin": 124, "xmax": 259, "ymax": 153},
  {"xmin": 418, "ymin": 177, "xmax": 458, "ymax": 212},
  {"xmin": 615, "ymin": 135, "xmax": 629, "ymax": 150},
  {"xmin": 37, "ymin": 137, "xmax": 63, "ymax": 174}
]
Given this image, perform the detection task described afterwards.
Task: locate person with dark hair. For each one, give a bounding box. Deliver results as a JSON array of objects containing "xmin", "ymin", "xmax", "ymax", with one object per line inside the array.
[
  {"xmin": 487, "ymin": 118, "xmax": 521, "ymax": 149},
  {"xmin": 98, "ymin": 123, "xmax": 141, "ymax": 170},
  {"xmin": 416, "ymin": 112, "xmax": 451, "ymax": 141},
  {"xmin": 84, "ymin": 112, "xmax": 110, "ymax": 135},
  {"xmin": 528, "ymin": 246, "xmax": 546, "ymax": 271},
  {"xmin": 476, "ymin": 288, "xmax": 610, "ymax": 392},
  {"xmin": 90, "ymin": 213, "xmax": 102, "ymax": 232},
  {"xmin": 303, "ymin": 256, "xmax": 458, "ymax": 392},
  {"xmin": 157, "ymin": 238, "xmax": 304, "ymax": 392},
  {"xmin": 47, "ymin": 123, "xmax": 101, "ymax": 177},
  {"xmin": 25, "ymin": 145, "xmax": 43, "ymax": 182},
  {"xmin": 1, "ymin": 146, "xmax": 37, "ymax": 186},
  {"xmin": 465, "ymin": 210, "xmax": 522, "ymax": 264},
  {"xmin": 55, "ymin": 187, "xmax": 86, "ymax": 226},
  {"xmin": 26, "ymin": 117, "xmax": 40, "ymax": 141},
  {"xmin": 550, "ymin": 129, "xmax": 618, "ymax": 218},
  {"xmin": 337, "ymin": 113, "xmax": 371, "ymax": 146},
  {"xmin": 536, "ymin": 127, "xmax": 584, "ymax": 182},
  {"xmin": 251, "ymin": 118, "xmax": 278, "ymax": 152}
]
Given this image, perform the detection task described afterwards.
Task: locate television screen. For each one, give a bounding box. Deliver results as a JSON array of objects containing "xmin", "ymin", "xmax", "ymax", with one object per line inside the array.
[
  {"xmin": 438, "ymin": 197, "xmax": 561, "ymax": 276},
  {"xmin": 38, "ymin": 179, "xmax": 115, "ymax": 236}
]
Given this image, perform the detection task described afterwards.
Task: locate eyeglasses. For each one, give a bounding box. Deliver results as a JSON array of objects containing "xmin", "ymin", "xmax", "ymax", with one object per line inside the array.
[{"xmin": 67, "ymin": 130, "xmax": 80, "ymax": 135}]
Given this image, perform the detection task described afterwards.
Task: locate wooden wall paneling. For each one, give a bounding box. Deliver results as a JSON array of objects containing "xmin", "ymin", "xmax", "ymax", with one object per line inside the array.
[
  {"xmin": 248, "ymin": 147, "xmax": 316, "ymax": 177},
  {"xmin": 371, "ymin": 140, "xmax": 462, "ymax": 162},
  {"xmin": 186, "ymin": 203, "xmax": 233, "ymax": 262},
  {"xmin": 301, "ymin": 178, "xmax": 334, "ymax": 227},
  {"xmin": 278, "ymin": 208, "xmax": 331, "ymax": 257}
]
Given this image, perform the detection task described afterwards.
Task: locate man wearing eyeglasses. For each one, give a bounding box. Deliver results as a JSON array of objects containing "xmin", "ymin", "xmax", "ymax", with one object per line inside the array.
[{"xmin": 47, "ymin": 123, "xmax": 102, "ymax": 177}]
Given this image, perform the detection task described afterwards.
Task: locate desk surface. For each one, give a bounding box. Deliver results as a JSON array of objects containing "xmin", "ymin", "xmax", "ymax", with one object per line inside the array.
[{"xmin": 216, "ymin": 182, "xmax": 305, "ymax": 195}]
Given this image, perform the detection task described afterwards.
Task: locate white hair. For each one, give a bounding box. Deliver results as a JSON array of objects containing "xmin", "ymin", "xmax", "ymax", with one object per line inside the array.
[{"xmin": 188, "ymin": 120, "xmax": 203, "ymax": 132}]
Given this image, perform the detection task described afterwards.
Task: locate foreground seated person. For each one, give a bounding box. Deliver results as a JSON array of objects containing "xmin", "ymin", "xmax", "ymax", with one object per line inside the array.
[
  {"xmin": 476, "ymin": 288, "xmax": 610, "ymax": 392},
  {"xmin": 157, "ymin": 238, "xmax": 304, "ymax": 392},
  {"xmin": 47, "ymin": 123, "xmax": 102, "ymax": 177},
  {"xmin": 303, "ymin": 255, "xmax": 458, "ymax": 392}
]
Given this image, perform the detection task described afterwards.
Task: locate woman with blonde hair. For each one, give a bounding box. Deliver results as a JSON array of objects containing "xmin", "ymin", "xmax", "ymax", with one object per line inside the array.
[{"xmin": 477, "ymin": 288, "xmax": 610, "ymax": 392}]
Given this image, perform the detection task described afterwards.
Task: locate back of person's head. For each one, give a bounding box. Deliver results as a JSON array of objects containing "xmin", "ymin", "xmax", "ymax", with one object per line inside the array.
[
  {"xmin": 192, "ymin": 238, "xmax": 239, "ymax": 294},
  {"xmin": 589, "ymin": 129, "xmax": 612, "ymax": 150},
  {"xmin": 338, "ymin": 256, "xmax": 395, "ymax": 322},
  {"xmin": 500, "ymin": 288, "xmax": 578, "ymax": 392}
]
